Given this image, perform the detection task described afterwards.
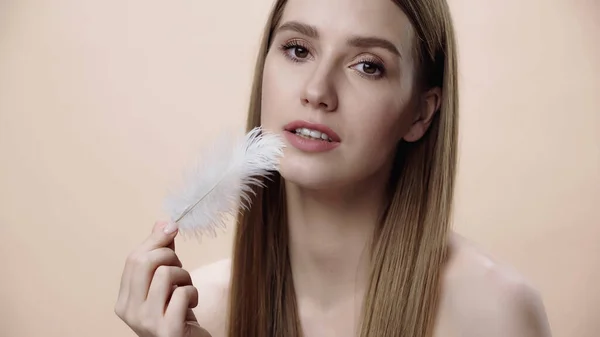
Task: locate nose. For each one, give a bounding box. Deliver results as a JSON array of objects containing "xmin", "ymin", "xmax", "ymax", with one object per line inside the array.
[{"xmin": 300, "ymin": 66, "xmax": 338, "ymax": 112}]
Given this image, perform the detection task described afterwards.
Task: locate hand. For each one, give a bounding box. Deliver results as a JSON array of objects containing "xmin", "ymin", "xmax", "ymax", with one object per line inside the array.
[{"xmin": 115, "ymin": 221, "xmax": 211, "ymax": 337}]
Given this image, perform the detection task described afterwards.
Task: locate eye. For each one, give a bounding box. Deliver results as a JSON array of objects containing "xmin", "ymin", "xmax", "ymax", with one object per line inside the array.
[
  {"xmin": 352, "ymin": 60, "xmax": 385, "ymax": 78},
  {"xmin": 290, "ymin": 46, "xmax": 309, "ymax": 59},
  {"xmin": 280, "ymin": 40, "xmax": 312, "ymax": 62}
]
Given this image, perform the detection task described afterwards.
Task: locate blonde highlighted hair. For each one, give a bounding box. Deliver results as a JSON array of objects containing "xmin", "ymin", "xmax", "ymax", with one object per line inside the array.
[{"xmin": 227, "ymin": 0, "xmax": 459, "ymax": 336}]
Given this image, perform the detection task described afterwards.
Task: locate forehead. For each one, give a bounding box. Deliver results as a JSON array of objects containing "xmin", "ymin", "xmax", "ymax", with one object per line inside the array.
[{"xmin": 279, "ymin": 0, "xmax": 414, "ymax": 55}]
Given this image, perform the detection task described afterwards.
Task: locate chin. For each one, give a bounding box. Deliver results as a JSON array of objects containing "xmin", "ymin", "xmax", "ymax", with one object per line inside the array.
[{"xmin": 278, "ymin": 157, "xmax": 347, "ymax": 190}]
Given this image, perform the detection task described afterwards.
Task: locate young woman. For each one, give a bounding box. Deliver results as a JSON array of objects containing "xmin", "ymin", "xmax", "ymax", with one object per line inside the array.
[{"xmin": 115, "ymin": 0, "xmax": 553, "ymax": 336}]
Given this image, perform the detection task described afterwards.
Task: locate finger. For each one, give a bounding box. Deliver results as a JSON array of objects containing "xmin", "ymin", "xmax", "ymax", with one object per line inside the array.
[
  {"xmin": 116, "ymin": 221, "xmax": 179, "ymax": 321},
  {"xmin": 128, "ymin": 248, "xmax": 183, "ymax": 305},
  {"xmin": 146, "ymin": 247, "xmax": 183, "ymax": 269},
  {"xmin": 184, "ymin": 308, "xmax": 198, "ymax": 323},
  {"xmin": 167, "ymin": 234, "xmax": 175, "ymax": 251},
  {"xmin": 138, "ymin": 221, "xmax": 179, "ymax": 253},
  {"xmin": 146, "ymin": 266, "xmax": 193, "ymax": 313},
  {"xmin": 122, "ymin": 221, "xmax": 176, "ymax": 293},
  {"xmin": 117, "ymin": 222, "xmax": 166, "ymax": 307},
  {"xmin": 162, "ymin": 220, "xmax": 177, "ymax": 251},
  {"xmin": 164, "ymin": 285, "xmax": 199, "ymax": 324}
]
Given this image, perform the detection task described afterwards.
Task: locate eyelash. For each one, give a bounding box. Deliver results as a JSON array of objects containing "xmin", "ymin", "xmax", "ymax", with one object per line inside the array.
[
  {"xmin": 278, "ymin": 40, "xmax": 386, "ymax": 79},
  {"xmin": 279, "ymin": 40, "xmax": 311, "ymax": 63}
]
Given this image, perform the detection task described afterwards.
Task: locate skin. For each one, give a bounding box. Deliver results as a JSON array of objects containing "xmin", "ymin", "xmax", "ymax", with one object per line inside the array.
[
  {"xmin": 115, "ymin": 0, "xmax": 553, "ymax": 336},
  {"xmin": 189, "ymin": 233, "xmax": 553, "ymax": 337}
]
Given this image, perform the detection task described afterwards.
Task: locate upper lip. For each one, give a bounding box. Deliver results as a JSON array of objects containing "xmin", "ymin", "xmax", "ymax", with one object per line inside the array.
[{"xmin": 284, "ymin": 120, "xmax": 341, "ymax": 142}]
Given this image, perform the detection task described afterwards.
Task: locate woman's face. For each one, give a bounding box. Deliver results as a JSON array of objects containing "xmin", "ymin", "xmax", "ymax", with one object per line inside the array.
[{"xmin": 260, "ymin": 0, "xmax": 439, "ymax": 190}]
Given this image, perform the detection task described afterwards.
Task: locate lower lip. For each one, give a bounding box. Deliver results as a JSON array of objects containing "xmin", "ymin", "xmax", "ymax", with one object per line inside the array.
[{"xmin": 284, "ymin": 131, "xmax": 340, "ymax": 152}]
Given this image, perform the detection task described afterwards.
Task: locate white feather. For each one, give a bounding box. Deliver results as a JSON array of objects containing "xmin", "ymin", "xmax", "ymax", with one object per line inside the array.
[{"xmin": 163, "ymin": 126, "xmax": 285, "ymax": 238}]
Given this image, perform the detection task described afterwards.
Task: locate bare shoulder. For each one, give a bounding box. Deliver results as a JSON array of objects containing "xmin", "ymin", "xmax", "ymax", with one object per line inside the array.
[
  {"xmin": 434, "ymin": 232, "xmax": 553, "ymax": 337},
  {"xmin": 190, "ymin": 258, "xmax": 231, "ymax": 337}
]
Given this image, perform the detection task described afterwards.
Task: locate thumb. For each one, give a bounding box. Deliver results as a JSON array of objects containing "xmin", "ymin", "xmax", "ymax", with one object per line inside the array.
[
  {"xmin": 185, "ymin": 316, "xmax": 213, "ymax": 337},
  {"xmin": 185, "ymin": 308, "xmax": 198, "ymax": 323},
  {"xmin": 162, "ymin": 220, "xmax": 178, "ymax": 251},
  {"xmin": 184, "ymin": 310, "xmax": 213, "ymax": 337},
  {"xmin": 158, "ymin": 220, "xmax": 179, "ymax": 235},
  {"xmin": 141, "ymin": 220, "xmax": 179, "ymax": 251}
]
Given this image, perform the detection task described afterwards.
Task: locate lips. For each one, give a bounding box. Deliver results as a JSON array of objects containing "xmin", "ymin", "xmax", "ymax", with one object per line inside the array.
[{"xmin": 283, "ymin": 120, "xmax": 341, "ymax": 142}]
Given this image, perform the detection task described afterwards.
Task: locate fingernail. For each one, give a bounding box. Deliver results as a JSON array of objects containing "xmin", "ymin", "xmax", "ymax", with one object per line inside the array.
[{"xmin": 163, "ymin": 221, "xmax": 178, "ymax": 234}]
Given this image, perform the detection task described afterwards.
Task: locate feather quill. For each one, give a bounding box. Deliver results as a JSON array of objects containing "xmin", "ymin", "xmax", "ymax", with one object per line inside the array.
[{"xmin": 163, "ymin": 126, "xmax": 285, "ymax": 238}]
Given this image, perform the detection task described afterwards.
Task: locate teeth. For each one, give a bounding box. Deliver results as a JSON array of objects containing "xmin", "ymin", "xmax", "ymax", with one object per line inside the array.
[{"xmin": 294, "ymin": 128, "xmax": 333, "ymax": 142}]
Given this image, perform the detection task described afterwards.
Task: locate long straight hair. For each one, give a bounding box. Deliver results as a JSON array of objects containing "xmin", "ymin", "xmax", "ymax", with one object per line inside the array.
[{"xmin": 227, "ymin": 1, "xmax": 459, "ymax": 336}]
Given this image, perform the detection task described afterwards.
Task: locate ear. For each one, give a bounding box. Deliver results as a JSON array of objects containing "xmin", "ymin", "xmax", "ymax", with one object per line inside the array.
[{"xmin": 403, "ymin": 87, "xmax": 442, "ymax": 142}]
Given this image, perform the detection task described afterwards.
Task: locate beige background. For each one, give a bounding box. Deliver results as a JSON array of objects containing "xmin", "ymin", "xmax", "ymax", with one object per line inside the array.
[{"xmin": 0, "ymin": 0, "xmax": 598, "ymax": 336}]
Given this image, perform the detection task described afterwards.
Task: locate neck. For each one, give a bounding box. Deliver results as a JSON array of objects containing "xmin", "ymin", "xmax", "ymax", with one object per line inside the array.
[{"xmin": 285, "ymin": 172, "xmax": 390, "ymax": 313}]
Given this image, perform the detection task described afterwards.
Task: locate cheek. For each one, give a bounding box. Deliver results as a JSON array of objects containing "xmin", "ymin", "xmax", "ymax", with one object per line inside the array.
[
  {"xmin": 259, "ymin": 62, "xmax": 281, "ymax": 130},
  {"xmin": 359, "ymin": 115, "xmax": 400, "ymax": 160},
  {"xmin": 348, "ymin": 98, "xmax": 412, "ymax": 150},
  {"xmin": 259, "ymin": 56, "xmax": 297, "ymax": 131},
  {"xmin": 342, "ymin": 96, "xmax": 415, "ymax": 175}
]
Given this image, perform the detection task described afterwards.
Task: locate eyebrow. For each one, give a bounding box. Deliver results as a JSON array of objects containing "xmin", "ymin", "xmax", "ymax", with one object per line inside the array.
[{"xmin": 275, "ymin": 20, "xmax": 402, "ymax": 58}]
